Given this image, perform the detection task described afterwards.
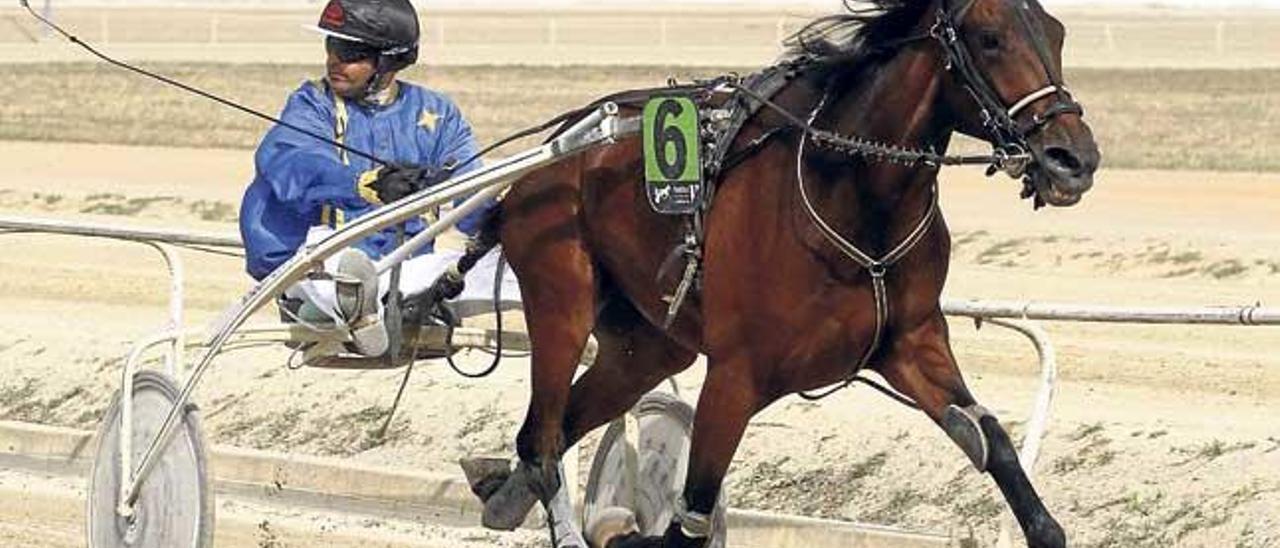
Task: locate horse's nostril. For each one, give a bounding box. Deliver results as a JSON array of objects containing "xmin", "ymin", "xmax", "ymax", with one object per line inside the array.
[{"xmin": 1043, "ymin": 146, "xmax": 1083, "ymax": 176}]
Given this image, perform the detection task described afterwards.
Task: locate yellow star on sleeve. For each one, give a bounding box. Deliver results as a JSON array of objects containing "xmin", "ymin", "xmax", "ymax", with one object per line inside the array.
[{"xmin": 418, "ymin": 110, "xmax": 440, "ymax": 132}]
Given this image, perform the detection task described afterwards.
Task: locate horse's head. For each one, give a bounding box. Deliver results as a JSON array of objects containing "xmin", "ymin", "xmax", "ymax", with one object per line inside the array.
[{"xmin": 932, "ymin": 0, "xmax": 1100, "ymax": 207}]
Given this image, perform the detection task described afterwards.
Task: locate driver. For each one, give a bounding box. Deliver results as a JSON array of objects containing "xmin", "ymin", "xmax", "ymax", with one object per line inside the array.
[{"xmin": 239, "ymin": 0, "xmax": 496, "ymax": 357}]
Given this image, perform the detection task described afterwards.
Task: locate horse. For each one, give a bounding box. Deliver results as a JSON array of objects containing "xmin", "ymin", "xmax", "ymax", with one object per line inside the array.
[{"xmin": 470, "ymin": 0, "xmax": 1099, "ymax": 546}]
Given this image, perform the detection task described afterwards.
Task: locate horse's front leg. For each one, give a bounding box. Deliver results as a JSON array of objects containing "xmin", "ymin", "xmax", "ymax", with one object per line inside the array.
[{"xmin": 875, "ymin": 312, "xmax": 1065, "ymax": 548}]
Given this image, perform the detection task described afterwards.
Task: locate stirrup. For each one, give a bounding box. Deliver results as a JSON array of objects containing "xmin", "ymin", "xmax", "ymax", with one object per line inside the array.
[{"xmin": 334, "ymin": 249, "xmax": 388, "ymax": 357}]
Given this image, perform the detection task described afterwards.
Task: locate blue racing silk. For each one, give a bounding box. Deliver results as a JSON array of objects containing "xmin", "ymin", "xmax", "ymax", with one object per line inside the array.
[{"xmin": 239, "ymin": 79, "xmax": 487, "ymax": 280}]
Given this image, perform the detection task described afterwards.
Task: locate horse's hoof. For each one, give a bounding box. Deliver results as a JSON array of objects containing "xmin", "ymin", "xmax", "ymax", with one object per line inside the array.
[
  {"xmin": 586, "ymin": 506, "xmax": 639, "ymax": 548},
  {"xmin": 460, "ymin": 457, "xmax": 512, "ymax": 502},
  {"xmin": 480, "ymin": 465, "xmax": 540, "ymax": 531},
  {"xmin": 603, "ymin": 532, "xmax": 661, "ymax": 548}
]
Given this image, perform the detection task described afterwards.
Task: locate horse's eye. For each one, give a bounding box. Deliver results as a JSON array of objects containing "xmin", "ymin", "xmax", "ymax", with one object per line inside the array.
[{"xmin": 978, "ymin": 32, "xmax": 1002, "ymax": 51}]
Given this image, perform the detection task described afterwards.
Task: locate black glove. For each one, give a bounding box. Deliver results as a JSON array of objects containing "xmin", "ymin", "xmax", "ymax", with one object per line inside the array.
[
  {"xmin": 359, "ymin": 164, "xmax": 459, "ymax": 206},
  {"xmin": 419, "ymin": 164, "xmax": 455, "ymax": 189},
  {"xmin": 359, "ymin": 164, "xmax": 425, "ymax": 205}
]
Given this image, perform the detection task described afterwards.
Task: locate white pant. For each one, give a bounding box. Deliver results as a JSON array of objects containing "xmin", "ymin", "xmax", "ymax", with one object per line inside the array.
[{"xmin": 284, "ymin": 227, "xmax": 522, "ymax": 325}]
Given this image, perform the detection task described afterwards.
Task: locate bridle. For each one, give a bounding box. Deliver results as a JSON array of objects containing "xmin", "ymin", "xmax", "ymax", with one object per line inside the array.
[
  {"xmin": 798, "ymin": 0, "xmax": 1083, "ymax": 400},
  {"xmin": 931, "ymin": 0, "xmax": 1084, "ymax": 178}
]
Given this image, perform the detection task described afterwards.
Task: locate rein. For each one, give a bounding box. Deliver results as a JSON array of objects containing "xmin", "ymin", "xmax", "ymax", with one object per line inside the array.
[
  {"xmin": 718, "ymin": 1, "xmax": 1082, "ymax": 179},
  {"xmin": 720, "ymin": 80, "xmax": 1026, "ymax": 171},
  {"xmin": 20, "ymin": 1, "xmax": 393, "ymax": 167}
]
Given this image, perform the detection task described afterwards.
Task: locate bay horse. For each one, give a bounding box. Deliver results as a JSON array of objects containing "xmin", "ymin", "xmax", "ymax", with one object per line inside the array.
[{"xmin": 473, "ymin": 0, "xmax": 1099, "ymax": 546}]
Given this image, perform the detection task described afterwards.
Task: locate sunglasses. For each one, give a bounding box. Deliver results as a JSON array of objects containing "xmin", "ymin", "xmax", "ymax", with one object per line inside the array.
[{"xmin": 326, "ymin": 36, "xmax": 380, "ymax": 63}]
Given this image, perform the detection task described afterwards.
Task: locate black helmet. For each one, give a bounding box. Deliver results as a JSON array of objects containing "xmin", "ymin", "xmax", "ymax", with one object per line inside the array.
[{"xmin": 309, "ymin": 0, "xmax": 420, "ymax": 73}]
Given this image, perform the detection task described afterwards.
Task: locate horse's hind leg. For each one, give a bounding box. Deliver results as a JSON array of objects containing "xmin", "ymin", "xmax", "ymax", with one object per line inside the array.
[
  {"xmin": 876, "ymin": 313, "xmax": 1065, "ymax": 548},
  {"xmin": 604, "ymin": 353, "xmax": 765, "ymax": 548},
  {"xmin": 476, "ymin": 181, "xmax": 598, "ymax": 532},
  {"xmin": 563, "ymin": 297, "xmax": 698, "ymax": 449},
  {"xmin": 566, "ymin": 299, "xmax": 700, "ymax": 547}
]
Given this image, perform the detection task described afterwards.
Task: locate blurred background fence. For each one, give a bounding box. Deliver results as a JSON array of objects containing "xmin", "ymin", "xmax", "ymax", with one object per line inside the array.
[{"xmin": 1, "ymin": 6, "xmax": 1278, "ymax": 67}]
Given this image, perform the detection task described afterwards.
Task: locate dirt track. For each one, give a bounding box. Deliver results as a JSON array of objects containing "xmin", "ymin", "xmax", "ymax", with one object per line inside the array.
[
  {"xmin": 1, "ymin": 140, "xmax": 1278, "ymax": 547},
  {"xmin": 0, "ymin": 461, "xmax": 543, "ymax": 548}
]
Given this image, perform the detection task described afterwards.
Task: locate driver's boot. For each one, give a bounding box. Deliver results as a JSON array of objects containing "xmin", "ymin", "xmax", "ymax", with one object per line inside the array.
[{"xmin": 334, "ymin": 249, "xmax": 389, "ymax": 357}]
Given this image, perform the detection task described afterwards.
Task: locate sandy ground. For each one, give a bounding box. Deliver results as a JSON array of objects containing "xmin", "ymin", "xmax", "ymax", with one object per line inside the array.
[
  {"xmin": 0, "ymin": 140, "xmax": 1278, "ymax": 547},
  {"xmin": 0, "ymin": 460, "xmax": 545, "ymax": 548}
]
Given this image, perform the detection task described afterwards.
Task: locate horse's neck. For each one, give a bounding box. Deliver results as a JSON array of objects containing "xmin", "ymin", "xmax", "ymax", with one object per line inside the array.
[
  {"xmin": 829, "ymin": 48, "xmax": 949, "ymax": 196},
  {"xmin": 800, "ymin": 48, "xmax": 949, "ymax": 249}
]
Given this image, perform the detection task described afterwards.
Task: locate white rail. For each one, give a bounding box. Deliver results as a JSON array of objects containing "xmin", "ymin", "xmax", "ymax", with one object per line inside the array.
[
  {"xmin": 941, "ymin": 297, "xmax": 1276, "ymax": 547},
  {"xmin": 943, "ymin": 299, "xmax": 1280, "ymax": 326},
  {"xmin": 0, "ymin": 215, "xmax": 241, "ymax": 248},
  {"xmin": 0, "ymin": 215, "xmax": 243, "ymax": 378}
]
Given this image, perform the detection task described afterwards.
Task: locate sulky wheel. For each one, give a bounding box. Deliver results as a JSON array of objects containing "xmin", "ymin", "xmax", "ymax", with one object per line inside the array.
[
  {"xmin": 584, "ymin": 391, "xmax": 726, "ymax": 548},
  {"xmin": 87, "ymin": 370, "xmax": 214, "ymax": 548}
]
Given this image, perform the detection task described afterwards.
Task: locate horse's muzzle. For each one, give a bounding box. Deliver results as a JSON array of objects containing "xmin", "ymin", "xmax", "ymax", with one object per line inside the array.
[{"xmin": 1030, "ymin": 122, "xmax": 1101, "ymax": 207}]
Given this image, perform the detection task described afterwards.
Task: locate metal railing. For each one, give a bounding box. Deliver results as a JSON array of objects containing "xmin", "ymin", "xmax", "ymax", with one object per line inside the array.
[{"xmin": 939, "ymin": 298, "xmax": 1277, "ymax": 546}]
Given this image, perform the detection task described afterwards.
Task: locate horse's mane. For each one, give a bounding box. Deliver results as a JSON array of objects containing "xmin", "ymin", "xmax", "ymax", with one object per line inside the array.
[
  {"xmin": 544, "ymin": 1, "xmax": 933, "ymax": 141},
  {"xmin": 781, "ymin": 0, "xmax": 934, "ymax": 70}
]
